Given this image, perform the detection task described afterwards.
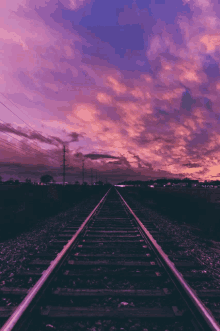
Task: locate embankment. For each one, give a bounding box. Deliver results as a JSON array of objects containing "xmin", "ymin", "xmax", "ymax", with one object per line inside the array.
[
  {"xmin": 0, "ymin": 184, "xmax": 109, "ymax": 239},
  {"xmin": 118, "ymin": 187, "xmax": 220, "ymax": 240}
]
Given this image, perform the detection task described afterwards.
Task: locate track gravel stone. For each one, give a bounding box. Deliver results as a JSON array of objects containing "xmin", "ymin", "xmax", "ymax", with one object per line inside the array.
[
  {"xmin": 0, "ymin": 193, "xmax": 104, "ymax": 289},
  {"xmin": 1, "ymin": 188, "xmax": 219, "ymax": 330},
  {"xmin": 121, "ymin": 193, "xmax": 220, "ymax": 288}
]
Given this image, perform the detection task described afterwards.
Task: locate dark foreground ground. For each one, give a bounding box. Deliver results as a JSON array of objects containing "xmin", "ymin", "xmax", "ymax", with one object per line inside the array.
[
  {"xmin": 0, "ymin": 184, "xmax": 109, "ymax": 240},
  {"xmin": 1, "ymin": 186, "xmax": 220, "ymax": 330},
  {"xmin": 117, "ymin": 186, "xmax": 220, "ymax": 240},
  {"xmin": 0, "ymin": 187, "xmax": 109, "ymax": 289}
]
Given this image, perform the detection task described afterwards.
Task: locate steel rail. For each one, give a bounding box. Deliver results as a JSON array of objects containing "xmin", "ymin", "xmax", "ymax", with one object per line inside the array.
[
  {"xmin": 1, "ymin": 188, "xmax": 111, "ymax": 331},
  {"xmin": 116, "ymin": 188, "xmax": 220, "ymax": 331}
]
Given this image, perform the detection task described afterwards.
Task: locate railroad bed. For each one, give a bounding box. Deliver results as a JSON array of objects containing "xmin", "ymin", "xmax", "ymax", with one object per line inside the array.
[{"xmin": 0, "ymin": 188, "xmax": 220, "ymax": 331}]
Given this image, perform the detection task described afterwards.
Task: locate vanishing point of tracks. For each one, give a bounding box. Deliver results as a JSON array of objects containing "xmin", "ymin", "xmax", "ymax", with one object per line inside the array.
[{"xmin": 0, "ymin": 187, "xmax": 220, "ymax": 330}]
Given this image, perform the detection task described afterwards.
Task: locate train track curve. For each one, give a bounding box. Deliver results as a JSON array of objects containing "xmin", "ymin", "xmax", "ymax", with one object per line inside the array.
[{"xmin": 0, "ymin": 187, "xmax": 219, "ymax": 331}]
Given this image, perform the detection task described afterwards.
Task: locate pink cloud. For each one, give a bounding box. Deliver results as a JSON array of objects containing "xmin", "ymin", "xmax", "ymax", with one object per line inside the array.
[{"xmin": 2, "ymin": 0, "xmax": 220, "ymax": 183}]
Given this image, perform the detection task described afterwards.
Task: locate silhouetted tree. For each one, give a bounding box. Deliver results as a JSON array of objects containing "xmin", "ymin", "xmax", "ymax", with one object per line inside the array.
[
  {"xmin": 40, "ymin": 174, "xmax": 54, "ymax": 185},
  {"xmin": 14, "ymin": 179, "xmax": 20, "ymax": 185},
  {"xmin": 74, "ymin": 181, "xmax": 80, "ymax": 185},
  {"xmin": 25, "ymin": 178, "xmax": 31, "ymax": 184},
  {"xmin": 6, "ymin": 177, "xmax": 14, "ymax": 185}
]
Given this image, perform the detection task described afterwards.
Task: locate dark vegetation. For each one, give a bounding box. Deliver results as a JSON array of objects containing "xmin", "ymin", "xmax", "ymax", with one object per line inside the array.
[
  {"xmin": 118, "ymin": 186, "xmax": 220, "ymax": 240},
  {"xmin": 118, "ymin": 178, "xmax": 198, "ymax": 186},
  {"xmin": 118, "ymin": 178, "xmax": 220, "ymax": 187},
  {"xmin": 0, "ymin": 183, "xmax": 110, "ymax": 240},
  {"xmin": 40, "ymin": 174, "xmax": 54, "ymax": 184}
]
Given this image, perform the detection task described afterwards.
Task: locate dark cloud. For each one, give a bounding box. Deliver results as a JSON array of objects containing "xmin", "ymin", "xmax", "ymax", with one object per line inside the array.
[
  {"xmin": 29, "ymin": 132, "xmax": 58, "ymax": 145},
  {"xmin": 0, "ymin": 161, "xmax": 51, "ymax": 177},
  {"xmin": 180, "ymin": 89, "xmax": 196, "ymax": 112},
  {"xmin": 142, "ymin": 161, "xmax": 154, "ymax": 171},
  {"xmin": 118, "ymin": 156, "xmax": 131, "ymax": 168},
  {"xmin": 155, "ymin": 109, "xmax": 173, "ymax": 125},
  {"xmin": 107, "ymin": 160, "xmax": 122, "ymax": 165},
  {"xmin": 182, "ymin": 163, "xmax": 202, "ymax": 168},
  {"xmin": 0, "ymin": 162, "xmax": 24, "ymax": 168},
  {"xmin": 17, "ymin": 71, "xmax": 39, "ymax": 91},
  {"xmin": 114, "ymin": 95, "xmax": 139, "ymax": 103},
  {"xmin": 84, "ymin": 153, "xmax": 119, "ymax": 160},
  {"xmin": 160, "ymin": 52, "xmax": 179, "ymax": 61},
  {"xmin": 51, "ymin": 136, "xmax": 64, "ymax": 145},
  {"xmin": 74, "ymin": 152, "xmax": 84, "ymax": 158},
  {"xmin": 0, "ymin": 123, "xmax": 63, "ymax": 146},
  {"xmin": 128, "ymin": 152, "xmax": 142, "ymax": 168},
  {"xmin": 188, "ymin": 130, "xmax": 209, "ymax": 148},
  {"xmin": 99, "ymin": 106, "xmax": 121, "ymax": 121},
  {"xmin": 0, "ymin": 123, "xmax": 29, "ymax": 138},
  {"xmin": 128, "ymin": 151, "xmax": 154, "ymax": 170},
  {"xmin": 51, "ymin": 68, "xmax": 74, "ymax": 86},
  {"xmin": 4, "ymin": 92, "xmax": 45, "ymax": 109},
  {"xmin": 107, "ymin": 156, "xmax": 133, "ymax": 168},
  {"xmin": 68, "ymin": 132, "xmax": 82, "ymax": 142},
  {"xmin": 204, "ymin": 55, "xmax": 220, "ymax": 79},
  {"xmin": 134, "ymin": 129, "xmax": 175, "ymax": 146},
  {"xmin": 86, "ymin": 25, "xmax": 144, "ymax": 58},
  {"xmin": 204, "ymin": 97, "xmax": 212, "ymax": 111}
]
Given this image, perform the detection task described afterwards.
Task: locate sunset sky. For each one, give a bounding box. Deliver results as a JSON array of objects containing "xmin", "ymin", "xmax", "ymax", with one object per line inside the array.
[{"xmin": 1, "ymin": 0, "xmax": 220, "ymax": 184}]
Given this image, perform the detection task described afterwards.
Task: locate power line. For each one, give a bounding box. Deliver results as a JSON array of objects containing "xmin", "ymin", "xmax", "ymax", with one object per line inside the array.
[
  {"xmin": 0, "ymin": 93, "xmax": 35, "ymax": 125},
  {"xmin": 0, "ymin": 95, "xmax": 55, "ymax": 152},
  {"xmin": 0, "ymin": 95, "xmax": 70, "ymax": 185},
  {"xmin": 0, "ymin": 118, "xmax": 61, "ymax": 163},
  {"xmin": 0, "ymin": 139, "xmax": 33, "ymax": 163},
  {"xmin": 0, "ymin": 99, "xmax": 36, "ymax": 133},
  {"xmin": 0, "ymin": 136, "xmax": 26, "ymax": 155},
  {"xmin": 0, "ymin": 131, "xmax": 37, "ymax": 155},
  {"xmin": 0, "ymin": 93, "xmax": 62, "ymax": 158},
  {"xmin": 0, "ymin": 129, "xmax": 61, "ymax": 164},
  {"xmin": 0, "ymin": 95, "xmax": 63, "ymax": 163},
  {"xmin": 0, "ymin": 136, "xmax": 64, "ymax": 184},
  {"xmin": 0, "ymin": 120, "xmax": 44, "ymax": 155}
]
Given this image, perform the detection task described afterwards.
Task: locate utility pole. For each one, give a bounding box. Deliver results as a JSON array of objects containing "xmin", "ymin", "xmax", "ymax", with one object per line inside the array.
[
  {"xmin": 82, "ymin": 159, "xmax": 84, "ymax": 184},
  {"xmin": 63, "ymin": 145, "xmax": 66, "ymax": 186},
  {"xmin": 96, "ymin": 170, "xmax": 97, "ymax": 183},
  {"xmin": 91, "ymin": 168, "xmax": 93, "ymax": 186}
]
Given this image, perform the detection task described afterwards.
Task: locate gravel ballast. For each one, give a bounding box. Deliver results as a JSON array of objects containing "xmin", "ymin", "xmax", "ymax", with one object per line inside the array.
[
  {"xmin": 146, "ymin": 208, "xmax": 220, "ymax": 283},
  {"xmin": 0, "ymin": 194, "xmax": 104, "ymax": 288},
  {"xmin": 120, "ymin": 192, "xmax": 220, "ymax": 288},
  {"xmin": 0, "ymin": 189, "xmax": 213, "ymax": 331}
]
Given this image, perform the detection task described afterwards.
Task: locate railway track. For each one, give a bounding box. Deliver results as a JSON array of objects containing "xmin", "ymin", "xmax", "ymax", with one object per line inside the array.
[{"xmin": 0, "ymin": 187, "xmax": 220, "ymax": 330}]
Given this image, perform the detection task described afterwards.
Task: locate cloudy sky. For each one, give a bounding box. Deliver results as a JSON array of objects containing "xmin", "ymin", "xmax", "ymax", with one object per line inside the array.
[{"xmin": 1, "ymin": 0, "xmax": 220, "ymax": 183}]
